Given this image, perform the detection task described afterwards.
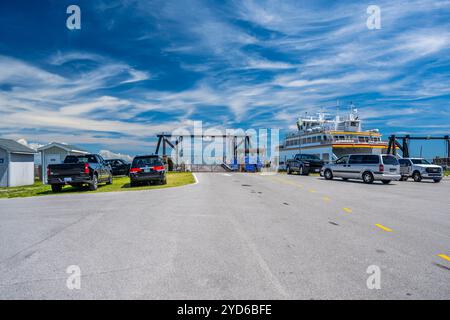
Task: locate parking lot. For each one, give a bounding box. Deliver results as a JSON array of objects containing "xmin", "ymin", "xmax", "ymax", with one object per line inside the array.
[{"xmin": 0, "ymin": 173, "xmax": 449, "ymax": 299}]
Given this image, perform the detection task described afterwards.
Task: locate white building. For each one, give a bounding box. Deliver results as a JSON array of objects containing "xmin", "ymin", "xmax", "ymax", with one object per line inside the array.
[
  {"xmin": 0, "ymin": 138, "xmax": 37, "ymax": 187},
  {"xmin": 38, "ymin": 142, "xmax": 89, "ymax": 184}
]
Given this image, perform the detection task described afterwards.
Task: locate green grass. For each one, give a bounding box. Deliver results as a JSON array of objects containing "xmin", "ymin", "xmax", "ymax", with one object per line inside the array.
[
  {"xmin": 445, "ymin": 170, "xmax": 450, "ymax": 177},
  {"xmin": 0, "ymin": 172, "xmax": 195, "ymax": 199}
]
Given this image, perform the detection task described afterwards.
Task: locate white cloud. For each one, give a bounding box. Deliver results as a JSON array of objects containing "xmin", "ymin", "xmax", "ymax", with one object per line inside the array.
[{"xmin": 99, "ymin": 150, "xmax": 133, "ymax": 162}]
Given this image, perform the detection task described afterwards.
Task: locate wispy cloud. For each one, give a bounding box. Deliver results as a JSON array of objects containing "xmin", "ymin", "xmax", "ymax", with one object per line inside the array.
[{"xmin": 1, "ymin": 0, "xmax": 450, "ymax": 156}]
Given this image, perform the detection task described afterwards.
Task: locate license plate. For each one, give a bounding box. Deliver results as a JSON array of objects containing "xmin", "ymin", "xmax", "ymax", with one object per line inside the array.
[
  {"xmin": 314, "ymin": 168, "xmax": 320, "ymax": 172},
  {"xmin": 64, "ymin": 177, "xmax": 72, "ymax": 183},
  {"xmin": 390, "ymin": 168, "xmax": 396, "ymax": 172}
]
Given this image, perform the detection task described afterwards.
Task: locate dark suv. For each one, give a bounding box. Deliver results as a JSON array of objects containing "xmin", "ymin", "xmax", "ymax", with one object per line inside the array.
[
  {"xmin": 129, "ymin": 155, "xmax": 167, "ymax": 186},
  {"xmin": 105, "ymin": 159, "xmax": 130, "ymax": 176}
]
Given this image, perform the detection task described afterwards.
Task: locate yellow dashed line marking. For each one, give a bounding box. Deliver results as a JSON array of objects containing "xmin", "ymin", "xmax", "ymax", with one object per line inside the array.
[
  {"xmin": 322, "ymin": 196, "xmax": 331, "ymax": 202},
  {"xmin": 342, "ymin": 207, "xmax": 352, "ymax": 213},
  {"xmin": 437, "ymin": 254, "xmax": 450, "ymax": 262},
  {"xmin": 308, "ymin": 189, "xmax": 316, "ymax": 193},
  {"xmin": 269, "ymin": 176, "xmax": 303, "ymax": 188},
  {"xmin": 375, "ymin": 224, "xmax": 393, "ymax": 232}
]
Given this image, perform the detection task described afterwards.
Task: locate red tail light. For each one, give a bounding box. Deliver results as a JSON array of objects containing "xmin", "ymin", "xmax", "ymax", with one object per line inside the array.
[
  {"xmin": 152, "ymin": 166, "xmax": 165, "ymax": 171},
  {"xmin": 129, "ymin": 167, "xmax": 142, "ymax": 173},
  {"xmin": 379, "ymin": 164, "xmax": 384, "ymax": 172},
  {"xmin": 47, "ymin": 166, "xmax": 50, "ymax": 177},
  {"xmin": 84, "ymin": 163, "xmax": 89, "ymax": 174}
]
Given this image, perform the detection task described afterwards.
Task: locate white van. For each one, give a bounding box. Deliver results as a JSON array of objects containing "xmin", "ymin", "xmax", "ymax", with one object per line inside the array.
[{"xmin": 321, "ymin": 154, "xmax": 401, "ymax": 184}]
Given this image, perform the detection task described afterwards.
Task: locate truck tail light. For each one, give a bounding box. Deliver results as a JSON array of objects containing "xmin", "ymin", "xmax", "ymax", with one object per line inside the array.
[
  {"xmin": 379, "ymin": 164, "xmax": 384, "ymax": 172},
  {"xmin": 129, "ymin": 167, "xmax": 142, "ymax": 173},
  {"xmin": 47, "ymin": 166, "xmax": 50, "ymax": 177},
  {"xmin": 152, "ymin": 166, "xmax": 165, "ymax": 171},
  {"xmin": 84, "ymin": 163, "xmax": 89, "ymax": 174}
]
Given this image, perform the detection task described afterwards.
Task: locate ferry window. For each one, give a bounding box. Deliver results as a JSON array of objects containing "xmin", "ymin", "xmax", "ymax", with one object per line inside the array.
[
  {"xmin": 351, "ymin": 122, "xmax": 358, "ymax": 126},
  {"xmin": 307, "ymin": 137, "xmax": 312, "ymax": 143},
  {"xmin": 358, "ymin": 137, "xmax": 365, "ymax": 142},
  {"xmin": 312, "ymin": 137, "xmax": 317, "ymax": 143},
  {"xmin": 323, "ymin": 135, "xmax": 327, "ymax": 141}
]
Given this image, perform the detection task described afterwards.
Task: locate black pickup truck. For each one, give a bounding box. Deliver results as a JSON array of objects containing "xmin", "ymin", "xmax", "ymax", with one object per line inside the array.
[
  {"xmin": 47, "ymin": 154, "xmax": 113, "ymax": 192},
  {"xmin": 286, "ymin": 154, "xmax": 324, "ymax": 175}
]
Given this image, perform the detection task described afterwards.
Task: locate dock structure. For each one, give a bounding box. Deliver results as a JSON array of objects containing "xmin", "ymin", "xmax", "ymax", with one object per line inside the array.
[
  {"xmin": 154, "ymin": 133, "xmax": 262, "ymax": 172},
  {"xmin": 387, "ymin": 135, "xmax": 450, "ymax": 158}
]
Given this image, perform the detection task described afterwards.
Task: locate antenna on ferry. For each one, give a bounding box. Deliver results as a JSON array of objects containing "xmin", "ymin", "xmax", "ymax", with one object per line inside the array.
[{"xmin": 336, "ymin": 100, "xmax": 340, "ymax": 118}]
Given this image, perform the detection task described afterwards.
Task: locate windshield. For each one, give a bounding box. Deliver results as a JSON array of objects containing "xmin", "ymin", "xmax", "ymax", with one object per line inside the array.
[
  {"xmin": 411, "ymin": 159, "xmax": 430, "ymax": 165},
  {"xmin": 301, "ymin": 154, "xmax": 320, "ymax": 160},
  {"xmin": 132, "ymin": 157, "xmax": 163, "ymax": 167}
]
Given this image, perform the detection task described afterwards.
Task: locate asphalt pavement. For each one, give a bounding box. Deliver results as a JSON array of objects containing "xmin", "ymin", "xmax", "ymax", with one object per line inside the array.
[{"xmin": 0, "ymin": 173, "xmax": 449, "ymax": 299}]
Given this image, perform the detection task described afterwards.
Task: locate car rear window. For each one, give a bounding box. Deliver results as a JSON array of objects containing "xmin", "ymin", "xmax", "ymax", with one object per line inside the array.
[
  {"xmin": 64, "ymin": 155, "xmax": 98, "ymax": 163},
  {"xmin": 132, "ymin": 157, "xmax": 163, "ymax": 167},
  {"xmin": 382, "ymin": 156, "xmax": 399, "ymax": 165}
]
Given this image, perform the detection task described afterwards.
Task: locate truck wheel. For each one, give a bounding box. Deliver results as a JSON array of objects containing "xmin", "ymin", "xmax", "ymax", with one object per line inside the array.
[
  {"xmin": 51, "ymin": 184, "xmax": 63, "ymax": 192},
  {"xmin": 433, "ymin": 178, "xmax": 442, "ymax": 183},
  {"xmin": 106, "ymin": 174, "xmax": 113, "ymax": 185},
  {"xmin": 412, "ymin": 171, "xmax": 422, "ymax": 182},
  {"xmin": 400, "ymin": 176, "xmax": 408, "ymax": 181},
  {"xmin": 324, "ymin": 169, "xmax": 333, "ymax": 180},
  {"xmin": 89, "ymin": 175, "xmax": 98, "ymax": 191},
  {"xmin": 160, "ymin": 177, "xmax": 167, "ymax": 185},
  {"xmin": 299, "ymin": 166, "xmax": 303, "ymax": 175},
  {"xmin": 287, "ymin": 166, "xmax": 291, "ymax": 174},
  {"xmin": 382, "ymin": 180, "xmax": 391, "ymax": 184},
  {"xmin": 362, "ymin": 171, "xmax": 374, "ymax": 184}
]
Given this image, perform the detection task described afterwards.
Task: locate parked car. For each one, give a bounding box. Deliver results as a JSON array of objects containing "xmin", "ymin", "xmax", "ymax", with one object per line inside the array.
[
  {"xmin": 47, "ymin": 154, "xmax": 113, "ymax": 192},
  {"xmin": 105, "ymin": 159, "xmax": 130, "ymax": 176},
  {"xmin": 129, "ymin": 155, "xmax": 167, "ymax": 186},
  {"xmin": 321, "ymin": 154, "xmax": 401, "ymax": 184},
  {"xmin": 286, "ymin": 154, "xmax": 324, "ymax": 175},
  {"xmin": 398, "ymin": 158, "xmax": 443, "ymax": 183}
]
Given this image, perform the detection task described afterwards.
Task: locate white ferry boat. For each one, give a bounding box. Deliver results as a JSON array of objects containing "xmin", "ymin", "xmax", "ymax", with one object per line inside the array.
[{"xmin": 277, "ymin": 106, "xmax": 389, "ymax": 165}]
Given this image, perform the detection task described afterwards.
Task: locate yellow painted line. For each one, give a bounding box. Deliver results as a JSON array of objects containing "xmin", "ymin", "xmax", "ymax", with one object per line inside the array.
[
  {"xmin": 375, "ymin": 224, "xmax": 393, "ymax": 232},
  {"xmin": 308, "ymin": 189, "xmax": 316, "ymax": 193},
  {"xmin": 322, "ymin": 196, "xmax": 331, "ymax": 202},
  {"xmin": 269, "ymin": 176, "xmax": 303, "ymax": 188},
  {"xmin": 437, "ymin": 254, "xmax": 450, "ymax": 262},
  {"xmin": 342, "ymin": 207, "xmax": 352, "ymax": 213}
]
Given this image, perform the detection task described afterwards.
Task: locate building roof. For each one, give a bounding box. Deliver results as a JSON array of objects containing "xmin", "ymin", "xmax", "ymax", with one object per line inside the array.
[
  {"xmin": 0, "ymin": 138, "xmax": 37, "ymax": 154},
  {"xmin": 37, "ymin": 142, "xmax": 89, "ymax": 154}
]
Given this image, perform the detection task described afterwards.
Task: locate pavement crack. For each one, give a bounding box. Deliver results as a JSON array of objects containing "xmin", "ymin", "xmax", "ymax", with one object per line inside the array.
[{"xmin": 227, "ymin": 215, "xmax": 290, "ymax": 298}]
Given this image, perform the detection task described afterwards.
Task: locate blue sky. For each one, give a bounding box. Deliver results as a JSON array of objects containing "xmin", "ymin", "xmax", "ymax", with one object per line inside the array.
[{"xmin": 1, "ymin": 0, "xmax": 450, "ymax": 159}]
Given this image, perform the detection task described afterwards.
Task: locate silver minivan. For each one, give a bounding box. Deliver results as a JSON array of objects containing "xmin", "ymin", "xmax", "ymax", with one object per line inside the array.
[{"xmin": 321, "ymin": 154, "xmax": 401, "ymax": 184}]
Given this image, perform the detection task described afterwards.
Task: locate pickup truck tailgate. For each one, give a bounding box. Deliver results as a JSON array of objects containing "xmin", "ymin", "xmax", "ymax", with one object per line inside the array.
[{"xmin": 48, "ymin": 164, "xmax": 85, "ymax": 176}]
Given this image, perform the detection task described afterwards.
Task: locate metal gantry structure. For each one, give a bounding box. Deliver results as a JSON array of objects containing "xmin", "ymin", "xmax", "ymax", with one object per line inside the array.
[
  {"xmin": 387, "ymin": 134, "xmax": 450, "ymax": 158},
  {"xmin": 155, "ymin": 133, "xmax": 253, "ymax": 165}
]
